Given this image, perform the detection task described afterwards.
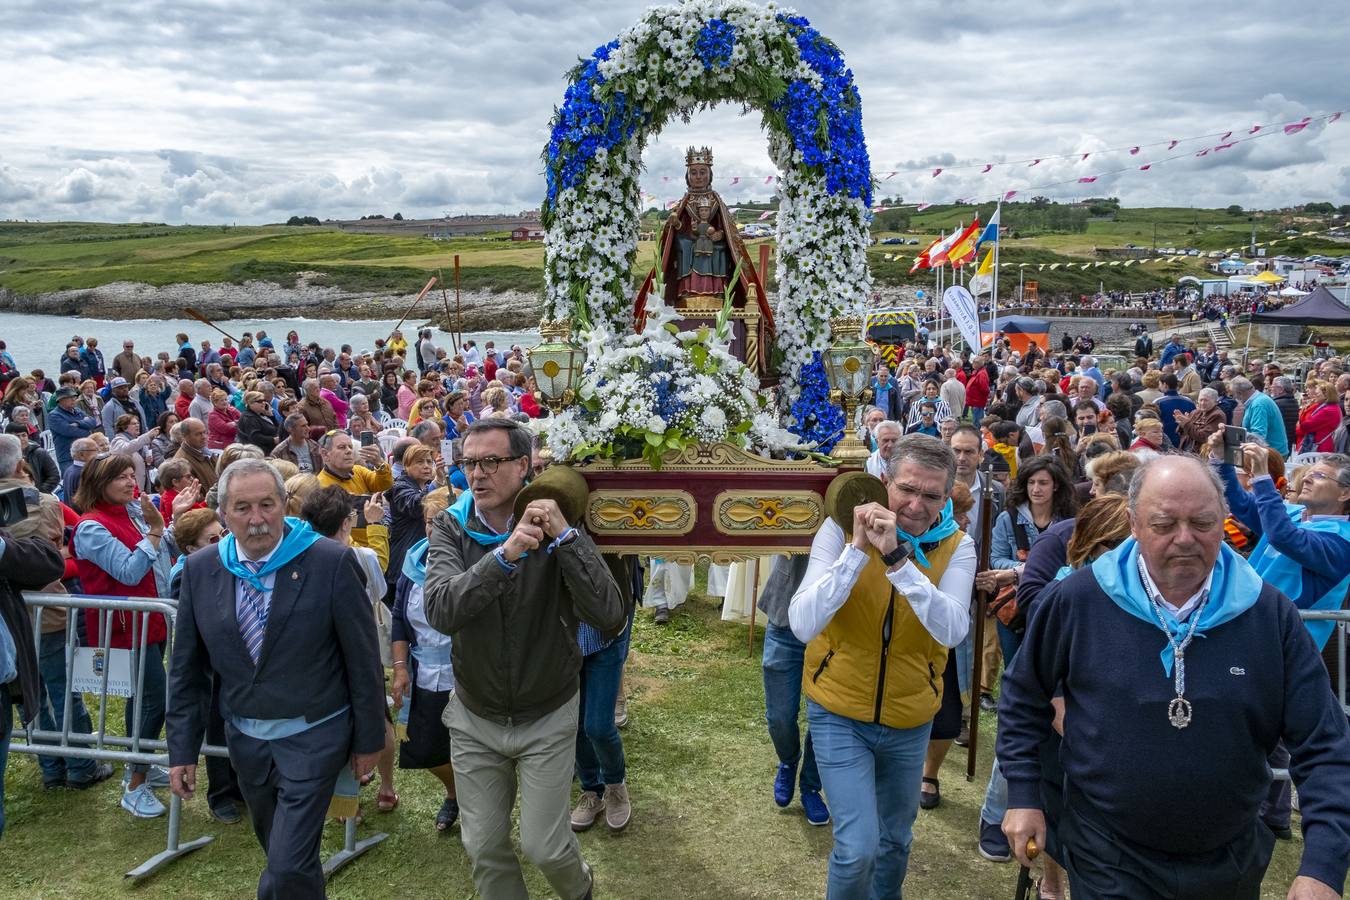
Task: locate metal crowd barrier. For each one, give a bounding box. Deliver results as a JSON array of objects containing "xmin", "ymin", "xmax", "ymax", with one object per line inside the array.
[
  {"xmin": 7, "ymin": 592, "xmax": 386, "ymax": 881},
  {"xmin": 1271, "ymin": 608, "xmax": 1350, "ymax": 786}
]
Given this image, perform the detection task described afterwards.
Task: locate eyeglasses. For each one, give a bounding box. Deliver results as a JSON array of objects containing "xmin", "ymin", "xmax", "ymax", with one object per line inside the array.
[
  {"xmin": 207, "ymin": 533, "xmax": 221, "ymax": 543},
  {"xmin": 460, "ymin": 454, "xmax": 524, "ymax": 475},
  {"xmin": 1306, "ymin": 469, "xmax": 1350, "ymax": 487},
  {"xmin": 889, "ymin": 481, "xmax": 947, "ymax": 505}
]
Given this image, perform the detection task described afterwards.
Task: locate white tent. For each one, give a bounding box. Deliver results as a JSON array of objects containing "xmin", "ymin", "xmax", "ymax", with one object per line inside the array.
[{"xmin": 1277, "ymin": 286, "xmax": 1309, "ymax": 297}]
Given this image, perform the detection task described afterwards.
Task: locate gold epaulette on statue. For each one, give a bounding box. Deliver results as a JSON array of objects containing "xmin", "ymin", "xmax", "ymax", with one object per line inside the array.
[{"xmin": 678, "ymin": 294, "xmax": 723, "ymax": 311}]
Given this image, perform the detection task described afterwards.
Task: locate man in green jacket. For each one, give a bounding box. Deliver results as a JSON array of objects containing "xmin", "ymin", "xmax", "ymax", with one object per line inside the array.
[{"xmin": 424, "ymin": 419, "xmax": 622, "ymax": 900}]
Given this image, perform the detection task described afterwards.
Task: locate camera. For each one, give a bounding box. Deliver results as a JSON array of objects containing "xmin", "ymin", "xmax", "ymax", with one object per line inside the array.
[{"xmin": 0, "ymin": 485, "xmax": 30, "ymax": 528}]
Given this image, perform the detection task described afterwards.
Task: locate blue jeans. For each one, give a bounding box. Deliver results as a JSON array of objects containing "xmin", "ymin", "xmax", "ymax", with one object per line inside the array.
[
  {"xmin": 762, "ymin": 624, "xmax": 821, "ymax": 793},
  {"xmin": 36, "ymin": 630, "xmax": 96, "ymax": 784},
  {"xmin": 126, "ymin": 642, "xmax": 166, "ymax": 776},
  {"xmin": 575, "ymin": 623, "xmax": 630, "ymax": 793},
  {"xmin": 981, "ymin": 623, "xmax": 1021, "ymax": 827},
  {"xmin": 1, "ymin": 685, "xmax": 12, "ymax": 838},
  {"xmin": 808, "ymin": 700, "xmax": 931, "ymax": 900},
  {"xmin": 971, "ymin": 407, "xmax": 984, "ymax": 428}
]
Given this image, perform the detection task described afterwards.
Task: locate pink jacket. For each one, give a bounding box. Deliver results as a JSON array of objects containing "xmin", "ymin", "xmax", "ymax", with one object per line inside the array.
[{"xmin": 207, "ymin": 405, "xmax": 240, "ymax": 450}]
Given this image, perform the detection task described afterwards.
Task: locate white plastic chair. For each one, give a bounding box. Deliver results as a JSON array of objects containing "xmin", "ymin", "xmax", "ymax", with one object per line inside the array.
[
  {"xmin": 386, "ymin": 418, "xmax": 408, "ymax": 431},
  {"xmin": 1289, "ymin": 452, "xmax": 1330, "ymax": 468},
  {"xmin": 39, "ymin": 431, "xmax": 55, "ymax": 452},
  {"xmin": 376, "ymin": 431, "xmax": 401, "ymax": 459}
]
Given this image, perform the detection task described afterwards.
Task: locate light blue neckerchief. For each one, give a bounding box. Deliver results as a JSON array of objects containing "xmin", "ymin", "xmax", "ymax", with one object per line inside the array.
[
  {"xmin": 895, "ymin": 500, "xmax": 960, "ymax": 569},
  {"xmin": 402, "ymin": 538, "xmax": 429, "ymax": 586},
  {"xmin": 217, "ymin": 518, "xmax": 322, "ymax": 591},
  {"xmin": 1090, "ymin": 537, "xmax": 1262, "ymax": 675},
  {"xmin": 1247, "ymin": 503, "xmax": 1350, "ymax": 651},
  {"xmin": 447, "ymin": 489, "xmax": 510, "ymax": 548}
]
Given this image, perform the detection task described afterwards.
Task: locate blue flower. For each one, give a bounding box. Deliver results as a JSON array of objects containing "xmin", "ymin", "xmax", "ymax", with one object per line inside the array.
[
  {"xmin": 695, "ymin": 19, "xmax": 737, "ymax": 70},
  {"xmin": 790, "ymin": 353, "xmax": 844, "ymax": 453}
]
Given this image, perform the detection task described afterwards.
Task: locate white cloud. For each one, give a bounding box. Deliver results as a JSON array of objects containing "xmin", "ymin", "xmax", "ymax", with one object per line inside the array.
[{"xmin": 0, "ymin": 0, "xmax": 1345, "ymax": 224}]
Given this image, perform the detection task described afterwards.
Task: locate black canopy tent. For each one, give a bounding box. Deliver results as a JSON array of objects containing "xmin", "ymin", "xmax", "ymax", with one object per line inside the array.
[
  {"xmin": 1244, "ymin": 286, "xmax": 1349, "ymax": 355},
  {"xmin": 1250, "ymin": 286, "xmax": 1350, "ymax": 326}
]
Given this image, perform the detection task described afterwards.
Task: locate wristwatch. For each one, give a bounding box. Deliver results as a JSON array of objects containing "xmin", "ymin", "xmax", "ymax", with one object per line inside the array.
[{"xmin": 881, "ymin": 543, "xmax": 911, "ymax": 567}]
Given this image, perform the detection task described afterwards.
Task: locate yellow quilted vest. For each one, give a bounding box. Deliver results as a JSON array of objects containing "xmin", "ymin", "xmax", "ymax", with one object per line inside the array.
[{"xmin": 803, "ymin": 531, "xmax": 963, "ymax": 730}]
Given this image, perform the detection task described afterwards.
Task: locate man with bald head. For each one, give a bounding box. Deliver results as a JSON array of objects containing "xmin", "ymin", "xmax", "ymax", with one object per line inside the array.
[{"xmin": 999, "ymin": 455, "xmax": 1350, "ymax": 900}]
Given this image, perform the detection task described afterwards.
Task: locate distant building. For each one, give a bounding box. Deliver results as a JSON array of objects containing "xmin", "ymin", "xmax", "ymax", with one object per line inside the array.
[{"xmin": 511, "ymin": 227, "xmax": 545, "ymax": 241}]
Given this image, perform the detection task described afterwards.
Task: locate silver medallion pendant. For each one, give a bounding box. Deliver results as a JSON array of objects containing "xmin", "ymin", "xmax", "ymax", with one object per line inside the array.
[{"xmin": 1168, "ymin": 697, "xmax": 1193, "ymax": 729}]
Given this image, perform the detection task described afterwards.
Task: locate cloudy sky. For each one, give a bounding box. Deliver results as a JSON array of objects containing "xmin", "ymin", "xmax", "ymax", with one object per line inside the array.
[{"xmin": 2, "ymin": 0, "xmax": 1346, "ymax": 224}]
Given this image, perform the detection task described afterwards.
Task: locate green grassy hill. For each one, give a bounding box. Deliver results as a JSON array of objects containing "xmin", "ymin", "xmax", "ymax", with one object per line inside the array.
[{"xmin": 0, "ymin": 205, "xmax": 1342, "ymax": 300}]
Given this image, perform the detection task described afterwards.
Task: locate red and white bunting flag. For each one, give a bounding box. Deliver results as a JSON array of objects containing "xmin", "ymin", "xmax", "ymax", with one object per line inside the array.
[
  {"xmin": 764, "ymin": 175, "xmax": 774, "ymax": 184},
  {"xmin": 932, "ymin": 168, "xmax": 943, "ymax": 177},
  {"xmin": 1167, "ymin": 140, "xmax": 1179, "ymax": 150},
  {"xmin": 1221, "ymin": 131, "xmax": 1232, "ymax": 141},
  {"xmin": 758, "ymin": 210, "xmax": 774, "ymax": 220},
  {"xmin": 1330, "ymin": 112, "xmax": 1343, "ymax": 124},
  {"xmin": 884, "ymin": 171, "xmax": 897, "ymax": 180},
  {"xmin": 1078, "ymin": 176, "xmax": 1097, "ymax": 183},
  {"xmin": 1140, "ymin": 164, "xmax": 1152, "ymax": 171},
  {"xmin": 981, "ymin": 164, "xmax": 992, "ymax": 173},
  {"xmin": 729, "ymin": 176, "xmax": 740, "ymax": 185},
  {"xmin": 1130, "ymin": 146, "xmax": 1140, "ymax": 155},
  {"xmin": 917, "ymin": 202, "xmax": 932, "ymax": 211},
  {"xmin": 1284, "ymin": 117, "xmax": 1312, "ymax": 135},
  {"xmin": 1249, "ymin": 125, "xmax": 1262, "ymax": 134},
  {"xmin": 1003, "ymin": 191, "xmax": 1018, "ymax": 201},
  {"xmin": 1029, "ymin": 159, "xmax": 1041, "ymax": 167},
  {"xmin": 1081, "ymin": 152, "xmax": 1090, "ymax": 161}
]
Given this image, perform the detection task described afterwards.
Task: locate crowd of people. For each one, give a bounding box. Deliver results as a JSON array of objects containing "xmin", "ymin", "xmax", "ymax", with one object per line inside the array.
[{"xmin": 0, "ymin": 319, "xmax": 1347, "ymax": 899}]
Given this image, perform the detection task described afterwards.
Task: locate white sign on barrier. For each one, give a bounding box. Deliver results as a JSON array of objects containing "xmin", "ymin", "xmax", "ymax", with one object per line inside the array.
[{"xmin": 72, "ymin": 647, "xmax": 134, "ymax": 698}]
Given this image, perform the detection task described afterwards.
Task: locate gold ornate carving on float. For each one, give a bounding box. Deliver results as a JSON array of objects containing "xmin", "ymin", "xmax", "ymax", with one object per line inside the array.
[
  {"xmin": 586, "ymin": 491, "xmax": 696, "ymax": 536},
  {"xmin": 714, "ymin": 491, "xmax": 823, "ymax": 535}
]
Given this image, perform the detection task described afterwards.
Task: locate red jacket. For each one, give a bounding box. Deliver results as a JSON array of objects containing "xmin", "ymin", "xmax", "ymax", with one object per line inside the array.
[
  {"xmin": 72, "ymin": 503, "xmax": 167, "ymax": 648},
  {"xmin": 207, "ymin": 405, "xmax": 240, "ymax": 449},
  {"xmin": 965, "ymin": 367, "xmax": 991, "ymax": 410},
  {"xmin": 175, "ymin": 392, "xmax": 193, "ymax": 420},
  {"xmin": 1295, "ymin": 402, "xmax": 1341, "ymax": 453}
]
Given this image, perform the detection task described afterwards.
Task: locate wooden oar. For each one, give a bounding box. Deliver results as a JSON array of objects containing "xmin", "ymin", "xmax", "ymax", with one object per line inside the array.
[
  {"xmin": 387, "ymin": 276, "xmax": 439, "ymax": 344},
  {"xmin": 183, "ymin": 307, "xmax": 241, "ymax": 344}
]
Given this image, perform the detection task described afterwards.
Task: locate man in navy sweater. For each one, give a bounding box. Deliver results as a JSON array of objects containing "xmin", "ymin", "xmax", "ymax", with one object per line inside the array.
[{"xmin": 1000, "ymin": 455, "xmax": 1350, "ymax": 899}]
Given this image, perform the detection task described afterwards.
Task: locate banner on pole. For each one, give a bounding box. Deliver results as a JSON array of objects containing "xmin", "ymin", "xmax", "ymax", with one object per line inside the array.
[{"xmin": 942, "ymin": 286, "xmax": 981, "ymax": 350}]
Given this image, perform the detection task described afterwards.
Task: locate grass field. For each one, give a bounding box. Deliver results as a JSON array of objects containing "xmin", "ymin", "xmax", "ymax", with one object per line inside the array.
[
  {"xmin": 1, "ymin": 208, "xmax": 1342, "ymax": 301},
  {"xmin": 0, "ymin": 574, "xmax": 1307, "ymax": 899}
]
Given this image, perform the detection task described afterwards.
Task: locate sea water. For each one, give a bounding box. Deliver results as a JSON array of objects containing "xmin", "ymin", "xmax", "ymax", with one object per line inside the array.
[{"xmin": 0, "ymin": 312, "xmax": 536, "ymax": 374}]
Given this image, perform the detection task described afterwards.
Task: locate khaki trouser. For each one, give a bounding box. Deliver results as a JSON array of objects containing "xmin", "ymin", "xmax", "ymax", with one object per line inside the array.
[
  {"xmin": 444, "ymin": 691, "xmax": 591, "ymax": 900},
  {"xmin": 980, "ymin": 613, "xmax": 1003, "ymax": 695}
]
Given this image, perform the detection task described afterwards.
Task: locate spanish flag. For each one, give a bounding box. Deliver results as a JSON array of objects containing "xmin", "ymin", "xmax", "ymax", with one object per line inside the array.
[
  {"xmin": 944, "ymin": 218, "xmax": 982, "ymax": 268},
  {"xmin": 909, "ymin": 234, "xmax": 942, "ymax": 273}
]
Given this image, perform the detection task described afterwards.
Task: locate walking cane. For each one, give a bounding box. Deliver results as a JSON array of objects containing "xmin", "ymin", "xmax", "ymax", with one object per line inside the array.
[
  {"xmin": 1013, "ymin": 837, "xmax": 1040, "ymax": 900},
  {"xmin": 967, "ymin": 461, "xmax": 996, "ymax": 780}
]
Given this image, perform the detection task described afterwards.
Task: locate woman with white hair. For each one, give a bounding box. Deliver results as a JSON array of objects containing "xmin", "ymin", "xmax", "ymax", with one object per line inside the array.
[{"xmin": 1174, "ymin": 387, "xmax": 1226, "ymax": 453}]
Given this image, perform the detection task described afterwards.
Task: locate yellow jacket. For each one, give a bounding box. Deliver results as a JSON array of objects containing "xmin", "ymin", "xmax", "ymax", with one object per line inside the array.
[
  {"xmin": 803, "ymin": 532, "xmax": 962, "ymax": 730},
  {"xmin": 317, "ymin": 464, "xmax": 395, "ymax": 570}
]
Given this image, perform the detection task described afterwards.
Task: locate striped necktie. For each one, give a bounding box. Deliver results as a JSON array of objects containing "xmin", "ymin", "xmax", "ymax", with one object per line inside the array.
[{"xmin": 237, "ymin": 561, "xmax": 269, "ymax": 665}]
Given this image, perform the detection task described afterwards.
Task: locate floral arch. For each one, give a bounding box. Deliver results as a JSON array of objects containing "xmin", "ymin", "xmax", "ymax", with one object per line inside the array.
[{"xmin": 540, "ymin": 0, "xmax": 875, "ymax": 399}]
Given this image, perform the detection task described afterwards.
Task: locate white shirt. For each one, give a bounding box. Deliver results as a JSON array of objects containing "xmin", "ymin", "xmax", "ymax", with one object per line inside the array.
[
  {"xmin": 1137, "ymin": 555, "xmax": 1214, "ymax": 623},
  {"xmin": 406, "ymin": 583, "xmax": 454, "ymax": 691},
  {"xmin": 789, "ymin": 518, "xmax": 975, "ymax": 648},
  {"xmin": 865, "ymin": 450, "xmax": 887, "ymax": 480}
]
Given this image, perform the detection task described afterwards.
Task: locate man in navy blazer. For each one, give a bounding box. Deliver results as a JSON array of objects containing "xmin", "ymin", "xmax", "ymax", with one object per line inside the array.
[{"xmin": 166, "ymin": 458, "xmax": 385, "ymax": 900}]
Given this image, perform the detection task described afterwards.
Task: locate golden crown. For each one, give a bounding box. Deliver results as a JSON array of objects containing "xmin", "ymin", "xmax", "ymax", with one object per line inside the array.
[{"xmin": 686, "ymin": 146, "xmax": 713, "ymax": 166}]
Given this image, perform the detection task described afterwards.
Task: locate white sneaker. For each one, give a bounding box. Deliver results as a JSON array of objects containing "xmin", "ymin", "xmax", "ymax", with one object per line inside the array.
[
  {"xmin": 121, "ymin": 783, "xmax": 166, "ymax": 818},
  {"xmin": 123, "ymin": 765, "xmax": 170, "ymax": 789}
]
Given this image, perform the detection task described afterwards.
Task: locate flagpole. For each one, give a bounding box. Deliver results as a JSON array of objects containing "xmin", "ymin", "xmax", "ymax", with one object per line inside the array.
[{"xmin": 991, "ymin": 202, "xmax": 1001, "ymax": 356}]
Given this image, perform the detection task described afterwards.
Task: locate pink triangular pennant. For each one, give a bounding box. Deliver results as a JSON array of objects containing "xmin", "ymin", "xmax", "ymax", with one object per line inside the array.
[
  {"xmin": 1167, "ymin": 140, "xmax": 1178, "ymax": 150},
  {"xmin": 1196, "ymin": 148, "xmax": 1209, "ymax": 157},
  {"xmin": 884, "ymin": 171, "xmax": 896, "ymax": 180},
  {"xmin": 1028, "ymin": 159, "xmax": 1041, "ymax": 167},
  {"xmin": 1081, "ymin": 152, "xmax": 1091, "ymax": 161},
  {"xmin": 1249, "ymin": 124, "xmax": 1262, "ymax": 134},
  {"xmin": 1284, "ymin": 117, "xmax": 1312, "ymax": 135},
  {"xmin": 1078, "ymin": 176, "xmax": 1097, "ymax": 183},
  {"xmin": 764, "ymin": 175, "xmax": 774, "ymax": 184},
  {"xmin": 1329, "ymin": 112, "xmax": 1342, "ymax": 124},
  {"xmin": 1129, "ymin": 146, "xmax": 1140, "ymax": 155},
  {"xmin": 1221, "ymin": 131, "xmax": 1232, "ymax": 141},
  {"xmin": 932, "ymin": 168, "xmax": 943, "ymax": 178},
  {"xmin": 981, "ymin": 164, "xmax": 992, "ymax": 173},
  {"xmin": 757, "ymin": 210, "xmax": 774, "ymax": 220},
  {"xmin": 1003, "ymin": 191, "xmax": 1018, "ymax": 201},
  {"xmin": 1139, "ymin": 164, "xmax": 1152, "ymax": 171},
  {"xmin": 917, "ymin": 203, "xmax": 931, "ymax": 211},
  {"xmin": 730, "ymin": 176, "xmax": 740, "ymax": 185}
]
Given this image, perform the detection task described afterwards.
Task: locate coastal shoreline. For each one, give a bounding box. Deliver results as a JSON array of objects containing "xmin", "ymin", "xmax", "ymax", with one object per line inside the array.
[{"xmin": 0, "ymin": 274, "xmax": 545, "ymax": 331}]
